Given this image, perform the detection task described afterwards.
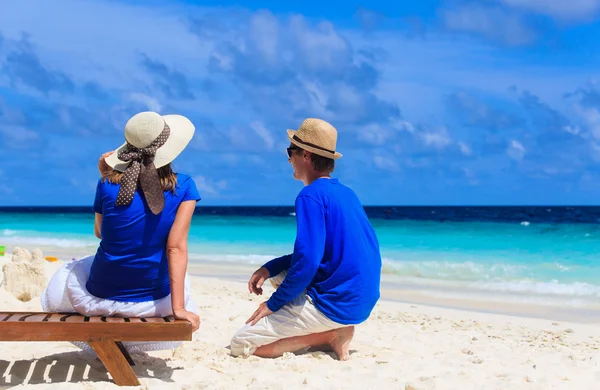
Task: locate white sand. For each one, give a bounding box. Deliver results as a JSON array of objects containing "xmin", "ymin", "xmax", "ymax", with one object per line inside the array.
[{"xmin": 1, "ymin": 255, "xmax": 600, "ymax": 389}]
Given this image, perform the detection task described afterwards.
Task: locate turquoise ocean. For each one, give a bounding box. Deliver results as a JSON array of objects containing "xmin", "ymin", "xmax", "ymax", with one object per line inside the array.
[{"xmin": 1, "ymin": 206, "xmax": 599, "ymax": 309}]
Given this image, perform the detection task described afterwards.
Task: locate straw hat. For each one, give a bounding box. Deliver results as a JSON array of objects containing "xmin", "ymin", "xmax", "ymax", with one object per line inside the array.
[
  {"xmin": 105, "ymin": 111, "xmax": 195, "ymax": 172},
  {"xmin": 287, "ymin": 118, "xmax": 342, "ymax": 159}
]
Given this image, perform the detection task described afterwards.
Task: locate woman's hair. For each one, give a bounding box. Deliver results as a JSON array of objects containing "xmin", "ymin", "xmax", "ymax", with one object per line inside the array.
[{"xmin": 102, "ymin": 164, "xmax": 178, "ymax": 192}]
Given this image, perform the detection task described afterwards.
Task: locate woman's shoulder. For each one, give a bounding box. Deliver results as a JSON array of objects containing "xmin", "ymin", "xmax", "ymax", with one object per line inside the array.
[
  {"xmin": 176, "ymin": 173, "xmax": 193, "ymax": 184},
  {"xmin": 96, "ymin": 177, "xmax": 116, "ymax": 190},
  {"xmin": 174, "ymin": 173, "xmax": 201, "ymax": 201},
  {"xmin": 174, "ymin": 173, "xmax": 197, "ymax": 191}
]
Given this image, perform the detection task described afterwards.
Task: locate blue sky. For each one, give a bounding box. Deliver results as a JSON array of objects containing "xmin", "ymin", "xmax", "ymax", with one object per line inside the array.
[{"xmin": 1, "ymin": 0, "xmax": 600, "ymax": 206}]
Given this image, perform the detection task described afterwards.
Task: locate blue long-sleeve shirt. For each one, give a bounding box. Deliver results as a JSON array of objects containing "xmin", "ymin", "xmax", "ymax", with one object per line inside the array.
[{"xmin": 263, "ymin": 178, "xmax": 382, "ymax": 325}]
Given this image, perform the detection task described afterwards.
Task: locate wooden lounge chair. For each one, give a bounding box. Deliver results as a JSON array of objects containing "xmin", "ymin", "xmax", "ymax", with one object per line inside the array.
[{"xmin": 0, "ymin": 311, "xmax": 193, "ymax": 386}]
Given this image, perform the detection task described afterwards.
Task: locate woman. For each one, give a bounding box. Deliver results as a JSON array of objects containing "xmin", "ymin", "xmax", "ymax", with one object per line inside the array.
[{"xmin": 42, "ymin": 111, "xmax": 201, "ymax": 353}]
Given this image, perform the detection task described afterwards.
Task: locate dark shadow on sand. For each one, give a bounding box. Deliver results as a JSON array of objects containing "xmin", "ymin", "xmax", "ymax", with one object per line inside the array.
[
  {"xmin": 0, "ymin": 351, "xmax": 182, "ymax": 387},
  {"xmin": 223, "ymin": 344, "xmax": 357, "ymax": 361},
  {"xmin": 294, "ymin": 348, "xmax": 358, "ymax": 360}
]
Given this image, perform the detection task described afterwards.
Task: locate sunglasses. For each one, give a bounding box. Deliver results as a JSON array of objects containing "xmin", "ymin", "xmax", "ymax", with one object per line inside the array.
[{"xmin": 286, "ymin": 145, "xmax": 301, "ymax": 158}]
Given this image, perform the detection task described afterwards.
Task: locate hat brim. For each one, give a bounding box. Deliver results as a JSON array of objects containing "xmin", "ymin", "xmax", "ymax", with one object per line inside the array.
[
  {"xmin": 287, "ymin": 130, "xmax": 342, "ymax": 159},
  {"xmin": 105, "ymin": 114, "xmax": 195, "ymax": 172}
]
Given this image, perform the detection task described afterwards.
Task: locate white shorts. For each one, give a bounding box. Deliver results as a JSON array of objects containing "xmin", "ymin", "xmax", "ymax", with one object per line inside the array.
[
  {"xmin": 41, "ymin": 255, "xmax": 197, "ymax": 353},
  {"xmin": 230, "ymin": 272, "xmax": 347, "ymax": 357}
]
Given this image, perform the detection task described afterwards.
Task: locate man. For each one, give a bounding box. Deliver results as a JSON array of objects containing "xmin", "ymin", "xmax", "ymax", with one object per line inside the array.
[{"xmin": 230, "ymin": 118, "xmax": 382, "ymax": 361}]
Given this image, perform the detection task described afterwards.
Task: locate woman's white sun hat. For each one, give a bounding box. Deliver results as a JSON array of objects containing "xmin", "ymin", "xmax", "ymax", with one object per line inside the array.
[{"xmin": 105, "ymin": 111, "xmax": 195, "ymax": 172}]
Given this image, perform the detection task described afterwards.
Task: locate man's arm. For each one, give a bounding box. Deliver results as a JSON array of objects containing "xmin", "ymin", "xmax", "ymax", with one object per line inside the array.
[
  {"xmin": 248, "ymin": 255, "xmax": 292, "ymax": 296},
  {"xmin": 265, "ymin": 196, "xmax": 325, "ymax": 312},
  {"xmin": 263, "ymin": 254, "xmax": 292, "ymax": 277}
]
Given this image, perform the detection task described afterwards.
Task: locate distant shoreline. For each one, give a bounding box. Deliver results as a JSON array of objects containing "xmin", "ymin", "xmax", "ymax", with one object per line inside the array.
[
  {"xmin": 1, "ymin": 205, "xmax": 600, "ymax": 223},
  {"xmin": 1, "ymin": 205, "xmax": 600, "ymax": 209},
  {"xmin": 187, "ymin": 260, "xmax": 600, "ymax": 324}
]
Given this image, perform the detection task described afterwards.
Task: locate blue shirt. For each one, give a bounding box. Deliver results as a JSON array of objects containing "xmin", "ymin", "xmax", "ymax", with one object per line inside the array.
[
  {"xmin": 263, "ymin": 178, "xmax": 382, "ymax": 325},
  {"xmin": 87, "ymin": 173, "xmax": 201, "ymax": 302}
]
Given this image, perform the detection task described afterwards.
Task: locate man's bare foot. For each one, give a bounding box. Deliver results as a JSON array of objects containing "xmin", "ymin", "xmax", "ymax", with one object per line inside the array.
[{"xmin": 329, "ymin": 326, "xmax": 354, "ymax": 361}]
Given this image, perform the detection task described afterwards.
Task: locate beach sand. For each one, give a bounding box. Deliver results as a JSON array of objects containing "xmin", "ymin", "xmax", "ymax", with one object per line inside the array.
[{"xmin": 1, "ymin": 254, "xmax": 600, "ymax": 389}]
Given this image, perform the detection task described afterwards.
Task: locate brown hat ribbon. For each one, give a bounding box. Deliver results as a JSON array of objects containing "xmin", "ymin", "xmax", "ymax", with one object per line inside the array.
[
  {"xmin": 115, "ymin": 124, "xmax": 171, "ymax": 215},
  {"xmin": 292, "ymin": 135, "xmax": 336, "ymax": 155}
]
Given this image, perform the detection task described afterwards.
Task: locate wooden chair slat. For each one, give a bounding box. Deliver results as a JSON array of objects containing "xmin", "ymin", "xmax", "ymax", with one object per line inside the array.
[
  {"xmin": 103, "ymin": 316, "xmax": 128, "ymax": 323},
  {"xmin": 141, "ymin": 316, "xmax": 171, "ymax": 323},
  {"xmin": 22, "ymin": 313, "xmax": 51, "ymax": 322},
  {"xmin": 0, "ymin": 313, "xmax": 14, "ymax": 321},
  {"xmin": 124, "ymin": 318, "xmax": 145, "ymax": 323},
  {"xmin": 63, "ymin": 314, "xmax": 86, "ymax": 322},
  {"xmin": 1, "ymin": 313, "xmax": 32, "ymax": 322},
  {"xmin": 44, "ymin": 313, "xmax": 67, "ymax": 322}
]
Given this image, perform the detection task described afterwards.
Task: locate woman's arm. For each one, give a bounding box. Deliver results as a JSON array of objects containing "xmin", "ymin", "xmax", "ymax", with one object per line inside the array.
[
  {"xmin": 94, "ymin": 213, "xmax": 102, "ymax": 239},
  {"xmin": 166, "ymin": 200, "xmax": 200, "ymax": 331}
]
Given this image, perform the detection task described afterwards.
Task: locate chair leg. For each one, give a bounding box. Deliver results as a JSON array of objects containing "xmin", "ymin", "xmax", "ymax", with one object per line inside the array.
[
  {"xmin": 89, "ymin": 341, "xmax": 140, "ymax": 386},
  {"xmin": 115, "ymin": 341, "xmax": 135, "ymax": 366}
]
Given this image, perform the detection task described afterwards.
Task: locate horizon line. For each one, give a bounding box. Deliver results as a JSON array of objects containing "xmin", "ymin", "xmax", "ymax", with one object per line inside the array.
[{"xmin": 0, "ymin": 205, "xmax": 599, "ymax": 208}]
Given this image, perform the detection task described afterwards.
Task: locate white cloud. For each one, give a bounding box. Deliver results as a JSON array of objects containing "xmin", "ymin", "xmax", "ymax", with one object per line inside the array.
[
  {"xmin": 193, "ymin": 175, "xmax": 227, "ymax": 198},
  {"xmin": 458, "ymin": 141, "xmax": 472, "ymax": 156},
  {"xmin": 500, "ymin": 0, "xmax": 600, "ymax": 21},
  {"xmin": 564, "ymin": 125, "xmax": 581, "ymax": 135},
  {"xmin": 406, "ymin": 157, "xmax": 430, "ymax": 168},
  {"xmin": 462, "ymin": 168, "xmax": 479, "ymax": 186},
  {"xmin": 0, "ymin": 125, "xmax": 40, "ymax": 143},
  {"xmin": 289, "ymin": 16, "xmax": 348, "ymax": 73},
  {"xmin": 357, "ymin": 123, "xmax": 393, "ymax": 145},
  {"xmin": 442, "ymin": 4, "xmax": 536, "ymax": 45},
  {"xmin": 421, "ymin": 127, "xmax": 452, "ymax": 149},
  {"xmin": 507, "ymin": 140, "xmax": 525, "ymax": 160},
  {"xmin": 573, "ymin": 105, "xmax": 600, "ymax": 140},
  {"xmin": 0, "ymin": 0, "xmax": 210, "ymax": 88},
  {"xmin": 249, "ymin": 121, "xmax": 275, "ymax": 149},
  {"xmin": 591, "ymin": 142, "xmax": 600, "ymax": 161},
  {"xmin": 299, "ymin": 79, "xmax": 332, "ymax": 117},
  {"xmin": 249, "ymin": 11, "xmax": 281, "ymax": 65},
  {"xmin": 395, "ymin": 119, "xmax": 416, "ymax": 133},
  {"xmin": 128, "ymin": 93, "xmax": 163, "ymax": 113},
  {"xmin": 373, "ymin": 155, "xmax": 399, "ymax": 171}
]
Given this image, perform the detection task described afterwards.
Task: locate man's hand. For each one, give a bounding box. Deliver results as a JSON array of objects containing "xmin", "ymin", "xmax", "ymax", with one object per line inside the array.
[
  {"xmin": 173, "ymin": 308, "xmax": 201, "ymax": 332},
  {"xmin": 246, "ymin": 301, "xmax": 273, "ymax": 326},
  {"xmin": 98, "ymin": 151, "xmax": 115, "ymax": 176},
  {"xmin": 248, "ymin": 266, "xmax": 270, "ymax": 295}
]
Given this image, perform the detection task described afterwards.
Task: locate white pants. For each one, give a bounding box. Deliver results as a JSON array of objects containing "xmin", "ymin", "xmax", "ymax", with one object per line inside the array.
[
  {"xmin": 41, "ymin": 255, "xmax": 197, "ymax": 354},
  {"xmin": 230, "ymin": 272, "xmax": 347, "ymax": 357}
]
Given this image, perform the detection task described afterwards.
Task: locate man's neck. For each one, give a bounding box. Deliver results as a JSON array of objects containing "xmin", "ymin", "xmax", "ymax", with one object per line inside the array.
[{"xmin": 304, "ymin": 172, "xmax": 331, "ymax": 186}]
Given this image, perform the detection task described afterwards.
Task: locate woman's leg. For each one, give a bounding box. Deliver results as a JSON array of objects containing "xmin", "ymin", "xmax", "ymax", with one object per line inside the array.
[
  {"xmin": 62, "ymin": 258, "xmax": 197, "ymax": 354},
  {"xmin": 118, "ymin": 274, "xmax": 198, "ymax": 354},
  {"xmin": 41, "ymin": 258, "xmax": 93, "ymax": 312}
]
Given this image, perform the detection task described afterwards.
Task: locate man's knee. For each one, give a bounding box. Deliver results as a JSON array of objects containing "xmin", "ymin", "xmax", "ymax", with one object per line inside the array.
[
  {"xmin": 230, "ymin": 327, "xmax": 256, "ymax": 357},
  {"xmin": 269, "ymin": 271, "xmax": 288, "ymax": 290},
  {"xmin": 229, "ymin": 336, "xmax": 247, "ymax": 357}
]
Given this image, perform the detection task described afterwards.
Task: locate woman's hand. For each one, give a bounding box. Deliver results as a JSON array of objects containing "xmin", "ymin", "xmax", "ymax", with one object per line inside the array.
[
  {"xmin": 98, "ymin": 151, "xmax": 114, "ymax": 176},
  {"xmin": 173, "ymin": 308, "xmax": 200, "ymax": 332}
]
